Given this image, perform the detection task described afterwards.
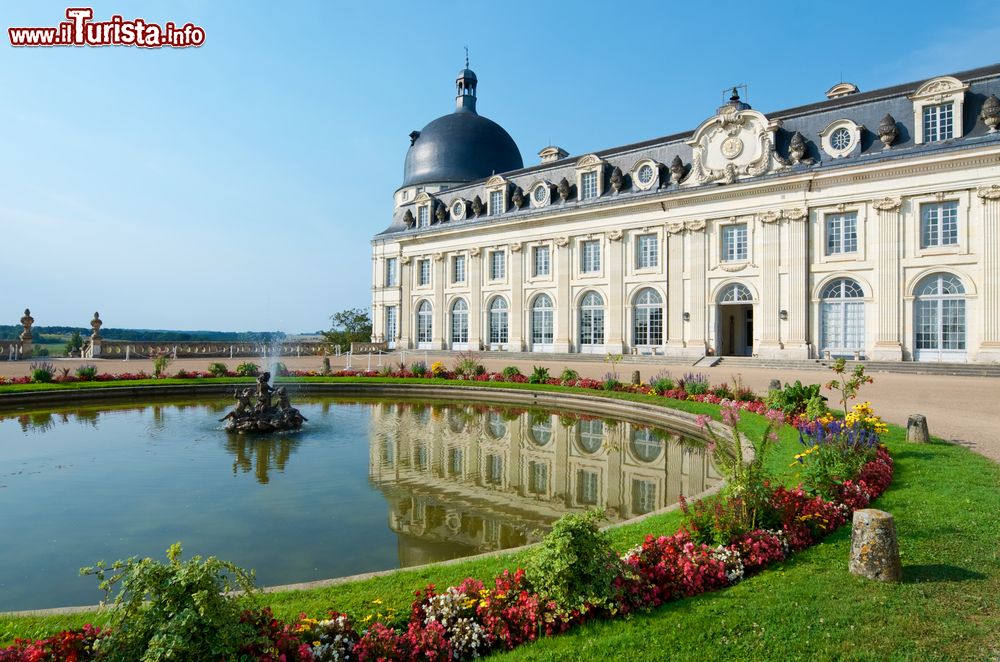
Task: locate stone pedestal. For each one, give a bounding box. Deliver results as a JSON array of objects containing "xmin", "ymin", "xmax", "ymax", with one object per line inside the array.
[
  {"xmin": 906, "ymin": 415, "xmax": 929, "ymax": 443},
  {"xmin": 849, "ymin": 509, "xmax": 902, "ymax": 582}
]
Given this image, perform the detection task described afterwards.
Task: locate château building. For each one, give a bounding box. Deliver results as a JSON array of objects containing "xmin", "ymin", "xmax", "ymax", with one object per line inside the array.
[{"xmin": 371, "ymin": 62, "xmax": 1000, "ymax": 363}]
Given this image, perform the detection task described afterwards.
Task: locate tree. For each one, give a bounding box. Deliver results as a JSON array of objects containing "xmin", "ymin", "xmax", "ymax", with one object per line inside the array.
[
  {"xmin": 65, "ymin": 331, "xmax": 83, "ymax": 356},
  {"xmin": 323, "ymin": 307, "xmax": 372, "ymax": 350}
]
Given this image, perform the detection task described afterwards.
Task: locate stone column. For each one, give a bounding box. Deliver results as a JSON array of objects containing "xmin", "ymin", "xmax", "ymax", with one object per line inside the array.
[
  {"xmin": 687, "ymin": 222, "xmax": 708, "ymax": 355},
  {"xmin": 666, "ymin": 224, "xmax": 686, "ymax": 351},
  {"xmin": 432, "ymin": 253, "xmax": 446, "ymax": 350},
  {"xmin": 18, "ymin": 308, "xmax": 33, "ymax": 358},
  {"xmin": 786, "ymin": 209, "xmax": 810, "ymax": 358},
  {"xmin": 554, "ymin": 237, "xmax": 572, "ymax": 352},
  {"xmin": 606, "ymin": 230, "xmax": 625, "ymax": 353},
  {"xmin": 469, "ymin": 248, "xmax": 483, "ymax": 349},
  {"xmin": 758, "ymin": 214, "xmax": 782, "ymax": 357},
  {"xmin": 509, "ymin": 243, "xmax": 525, "ymax": 351},
  {"xmin": 977, "ymin": 186, "xmax": 1000, "ymax": 362},
  {"xmin": 871, "ymin": 197, "xmax": 904, "ymax": 361},
  {"xmin": 399, "ymin": 257, "xmax": 412, "ymax": 348}
]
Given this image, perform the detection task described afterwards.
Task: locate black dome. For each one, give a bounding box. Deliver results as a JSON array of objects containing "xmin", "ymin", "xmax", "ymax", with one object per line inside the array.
[{"xmin": 401, "ymin": 67, "xmax": 522, "ymax": 188}]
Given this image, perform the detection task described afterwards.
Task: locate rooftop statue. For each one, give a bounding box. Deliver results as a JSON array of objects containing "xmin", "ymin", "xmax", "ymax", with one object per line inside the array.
[{"xmin": 220, "ymin": 373, "xmax": 307, "ymax": 433}]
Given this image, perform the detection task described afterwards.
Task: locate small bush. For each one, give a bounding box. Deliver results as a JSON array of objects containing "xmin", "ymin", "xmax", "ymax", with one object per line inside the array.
[
  {"xmin": 453, "ymin": 350, "xmax": 485, "ymax": 378},
  {"xmin": 65, "ymin": 331, "xmax": 84, "ymax": 356},
  {"xmin": 765, "ymin": 380, "xmax": 825, "ymax": 416},
  {"xmin": 501, "ymin": 365, "xmax": 522, "ymax": 379},
  {"xmin": 152, "ymin": 353, "xmax": 171, "ymax": 379},
  {"xmin": 29, "ymin": 361, "xmax": 55, "ymax": 383},
  {"xmin": 273, "ymin": 362, "xmax": 289, "ymax": 377},
  {"xmin": 681, "ymin": 372, "xmax": 711, "ymax": 395},
  {"xmin": 525, "ymin": 509, "xmax": 625, "ymax": 614},
  {"xmin": 235, "ymin": 362, "xmax": 259, "ymax": 377},
  {"xmin": 528, "ymin": 366, "xmax": 550, "ymax": 384},
  {"xmin": 648, "ymin": 370, "xmax": 675, "ymax": 394},
  {"xmin": 601, "ymin": 372, "xmax": 620, "ymax": 391},
  {"xmin": 75, "ymin": 364, "xmax": 98, "ymax": 381},
  {"xmin": 410, "ymin": 361, "xmax": 427, "ymax": 376},
  {"xmin": 559, "ymin": 368, "xmax": 579, "ymax": 383},
  {"xmin": 207, "ymin": 362, "xmax": 229, "ymax": 378}
]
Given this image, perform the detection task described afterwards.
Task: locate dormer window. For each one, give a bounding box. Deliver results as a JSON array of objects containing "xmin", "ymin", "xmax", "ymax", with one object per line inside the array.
[
  {"xmin": 417, "ymin": 206, "xmax": 429, "ymax": 228},
  {"xmin": 923, "ymin": 104, "xmax": 954, "ymax": 142},
  {"xmin": 631, "ymin": 159, "xmax": 660, "ymax": 191},
  {"xmin": 909, "ymin": 76, "xmax": 968, "ymax": 144},
  {"xmin": 451, "ymin": 199, "xmax": 465, "ymax": 220},
  {"xmin": 819, "ymin": 119, "xmax": 862, "ymax": 159},
  {"xmin": 575, "ymin": 154, "xmax": 606, "ymax": 201},
  {"xmin": 490, "ymin": 190, "xmax": 503, "ymax": 215},
  {"xmin": 581, "ymin": 171, "xmax": 598, "ymax": 200}
]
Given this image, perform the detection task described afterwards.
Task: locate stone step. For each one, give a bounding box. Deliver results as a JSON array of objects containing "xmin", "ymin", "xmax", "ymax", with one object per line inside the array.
[{"xmin": 713, "ymin": 356, "xmax": 1000, "ymax": 378}]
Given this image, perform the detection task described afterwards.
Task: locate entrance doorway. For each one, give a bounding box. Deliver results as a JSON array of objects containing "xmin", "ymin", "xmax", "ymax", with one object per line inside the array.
[{"xmin": 719, "ymin": 304, "xmax": 753, "ymax": 356}]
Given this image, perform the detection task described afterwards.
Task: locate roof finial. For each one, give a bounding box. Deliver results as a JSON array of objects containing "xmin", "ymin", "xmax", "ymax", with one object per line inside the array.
[{"xmin": 464, "ymin": 46, "xmax": 469, "ymax": 69}]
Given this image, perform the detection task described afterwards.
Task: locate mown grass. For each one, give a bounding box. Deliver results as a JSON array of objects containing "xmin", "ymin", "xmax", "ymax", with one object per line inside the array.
[{"xmin": 2, "ymin": 381, "xmax": 998, "ymax": 660}]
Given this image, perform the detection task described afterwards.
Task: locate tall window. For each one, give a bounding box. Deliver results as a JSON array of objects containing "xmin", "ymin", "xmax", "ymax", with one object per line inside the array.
[
  {"xmin": 528, "ymin": 461, "xmax": 548, "ymax": 494},
  {"xmin": 581, "ymin": 240, "xmax": 601, "ymax": 273},
  {"xmin": 633, "ymin": 288, "xmax": 663, "ymax": 346},
  {"xmin": 416, "ymin": 301, "xmax": 432, "ymax": 344},
  {"xmin": 722, "ymin": 224, "xmax": 748, "ymax": 262},
  {"xmin": 452, "ymin": 254, "xmax": 466, "ymax": 283},
  {"xmin": 577, "ymin": 470, "xmax": 599, "ymax": 505},
  {"xmin": 914, "ymin": 273, "xmax": 966, "ymax": 356},
  {"xmin": 825, "ymin": 212, "xmax": 858, "ymax": 255},
  {"xmin": 385, "ymin": 306, "xmax": 397, "ymax": 343},
  {"xmin": 485, "ymin": 454, "xmax": 503, "ymax": 485},
  {"xmin": 632, "ymin": 479, "xmax": 656, "ymax": 515},
  {"xmin": 418, "ymin": 259, "xmax": 431, "ymax": 286},
  {"xmin": 581, "ymin": 171, "xmax": 598, "ymax": 199},
  {"xmin": 532, "ymin": 245, "xmax": 550, "ymax": 277},
  {"xmin": 450, "ymin": 299, "xmax": 469, "ymax": 344},
  {"xmin": 921, "ymin": 201, "xmax": 959, "ymax": 248},
  {"xmin": 489, "ymin": 250, "xmax": 505, "ymax": 280},
  {"xmin": 417, "ymin": 206, "xmax": 429, "ymax": 228},
  {"xmin": 923, "ymin": 103, "xmax": 954, "ymax": 142},
  {"xmin": 636, "ymin": 234, "xmax": 658, "ymax": 269},
  {"xmin": 489, "ymin": 190, "xmax": 503, "ymax": 216},
  {"xmin": 385, "ymin": 257, "xmax": 398, "ymax": 286},
  {"xmin": 488, "ymin": 297, "xmax": 509, "ymax": 345},
  {"xmin": 820, "ymin": 278, "xmax": 865, "ymax": 357},
  {"xmin": 531, "ymin": 294, "xmax": 554, "ymax": 345},
  {"xmin": 579, "ymin": 291, "xmax": 605, "ymax": 347},
  {"xmin": 448, "ymin": 448, "xmax": 463, "ymax": 476}
]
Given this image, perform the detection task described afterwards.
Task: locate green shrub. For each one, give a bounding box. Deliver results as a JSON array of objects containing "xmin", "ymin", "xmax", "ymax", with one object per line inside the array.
[
  {"xmin": 453, "ymin": 351, "xmax": 485, "ymax": 378},
  {"xmin": 410, "ymin": 361, "xmax": 427, "ymax": 376},
  {"xmin": 711, "ymin": 384, "xmax": 735, "ymax": 399},
  {"xmin": 75, "ymin": 364, "xmax": 98, "ymax": 381},
  {"xmin": 684, "ymin": 381, "xmax": 709, "ymax": 396},
  {"xmin": 525, "ymin": 509, "xmax": 625, "ymax": 614},
  {"xmin": 805, "ymin": 394, "xmax": 828, "ymax": 419},
  {"xmin": 559, "ymin": 368, "xmax": 579, "ymax": 383},
  {"xmin": 235, "ymin": 362, "xmax": 259, "ymax": 377},
  {"xmin": 528, "ymin": 365, "xmax": 550, "ymax": 384},
  {"xmin": 500, "ymin": 365, "xmax": 522, "ymax": 379},
  {"xmin": 29, "ymin": 361, "xmax": 55, "ymax": 383},
  {"xmin": 80, "ymin": 543, "xmax": 258, "ymax": 661},
  {"xmin": 648, "ymin": 370, "xmax": 675, "ymax": 394},
  {"xmin": 765, "ymin": 380, "xmax": 825, "ymax": 416},
  {"xmin": 65, "ymin": 331, "xmax": 83, "ymax": 356},
  {"xmin": 207, "ymin": 362, "xmax": 229, "ymax": 378},
  {"xmin": 152, "ymin": 354, "xmax": 171, "ymax": 379}
]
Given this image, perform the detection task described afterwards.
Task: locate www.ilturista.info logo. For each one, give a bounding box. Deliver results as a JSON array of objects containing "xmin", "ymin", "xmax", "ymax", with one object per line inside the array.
[{"xmin": 8, "ymin": 8, "xmax": 205, "ymax": 48}]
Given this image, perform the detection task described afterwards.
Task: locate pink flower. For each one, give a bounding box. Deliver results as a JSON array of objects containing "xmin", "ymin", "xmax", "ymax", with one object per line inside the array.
[{"xmin": 695, "ymin": 414, "xmax": 712, "ymax": 429}]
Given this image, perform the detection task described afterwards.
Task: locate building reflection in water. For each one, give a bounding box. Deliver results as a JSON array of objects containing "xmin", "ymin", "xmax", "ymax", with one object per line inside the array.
[{"xmin": 368, "ymin": 402, "xmax": 722, "ymax": 567}]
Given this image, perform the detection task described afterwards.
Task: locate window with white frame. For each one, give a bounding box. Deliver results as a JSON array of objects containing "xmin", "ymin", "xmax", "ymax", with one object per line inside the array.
[
  {"xmin": 450, "ymin": 299, "xmax": 469, "ymax": 344},
  {"xmin": 825, "ymin": 212, "xmax": 858, "ymax": 255},
  {"xmin": 579, "ymin": 291, "xmax": 605, "ymax": 346},
  {"xmin": 531, "ymin": 294, "xmax": 554, "ymax": 345},
  {"xmin": 385, "ymin": 305, "xmax": 397, "ymax": 342},
  {"xmin": 487, "ymin": 411, "xmax": 506, "ymax": 439},
  {"xmin": 820, "ymin": 278, "xmax": 865, "ymax": 357},
  {"xmin": 418, "ymin": 258, "xmax": 431, "ymax": 286},
  {"xmin": 417, "ymin": 206, "xmax": 429, "ymax": 228},
  {"xmin": 488, "ymin": 297, "xmax": 508, "ymax": 345},
  {"xmin": 921, "ymin": 201, "xmax": 959, "ymax": 248},
  {"xmin": 636, "ymin": 234, "xmax": 658, "ymax": 269},
  {"xmin": 581, "ymin": 240, "xmax": 601, "ymax": 273},
  {"xmin": 385, "ymin": 257, "xmax": 398, "ymax": 286},
  {"xmin": 915, "ymin": 273, "xmax": 966, "ymax": 354},
  {"xmin": 485, "ymin": 454, "xmax": 503, "ymax": 485},
  {"xmin": 632, "ymin": 479, "xmax": 656, "ymax": 515},
  {"xmin": 416, "ymin": 301, "xmax": 432, "ymax": 343},
  {"xmin": 532, "ymin": 245, "xmax": 550, "ymax": 277},
  {"xmin": 581, "ymin": 171, "xmax": 598, "ymax": 200},
  {"xmin": 721, "ymin": 224, "xmax": 748, "ymax": 262},
  {"xmin": 489, "ymin": 250, "xmax": 505, "ymax": 280},
  {"xmin": 489, "ymin": 190, "xmax": 503, "ymax": 216},
  {"xmin": 577, "ymin": 469, "xmax": 599, "ymax": 505},
  {"xmin": 577, "ymin": 419, "xmax": 603, "ymax": 453},
  {"xmin": 528, "ymin": 461, "xmax": 548, "ymax": 494},
  {"xmin": 632, "ymin": 288, "xmax": 663, "ymax": 346},
  {"xmin": 448, "ymin": 448, "xmax": 463, "ymax": 476},
  {"xmin": 630, "ymin": 427, "xmax": 663, "ymax": 462},
  {"xmin": 922, "ymin": 103, "xmax": 954, "ymax": 142},
  {"xmin": 452, "ymin": 254, "xmax": 466, "ymax": 283}
]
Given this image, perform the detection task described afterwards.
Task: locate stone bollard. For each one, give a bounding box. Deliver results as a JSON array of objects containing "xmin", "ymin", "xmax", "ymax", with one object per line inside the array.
[
  {"xmin": 768, "ymin": 378, "xmax": 781, "ymax": 391},
  {"xmin": 631, "ymin": 370, "xmax": 641, "ymax": 385},
  {"xmin": 849, "ymin": 509, "xmax": 902, "ymax": 582},
  {"xmin": 907, "ymin": 415, "xmax": 929, "ymax": 443}
]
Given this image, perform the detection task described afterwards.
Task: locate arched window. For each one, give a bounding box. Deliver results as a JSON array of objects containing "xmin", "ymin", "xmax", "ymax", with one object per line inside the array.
[
  {"xmin": 486, "ymin": 411, "xmax": 507, "ymax": 439},
  {"xmin": 579, "ymin": 291, "xmax": 605, "ymax": 350},
  {"xmin": 719, "ymin": 283, "xmax": 753, "ymax": 304},
  {"xmin": 488, "ymin": 297, "xmax": 508, "ymax": 345},
  {"xmin": 914, "ymin": 273, "xmax": 967, "ymax": 361},
  {"xmin": 576, "ymin": 419, "xmax": 604, "ymax": 454},
  {"xmin": 531, "ymin": 294, "xmax": 554, "ymax": 348},
  {"xmin": 633, "ymin": 288, "xmax": 663, "ymax": 346},
  {"xmin": 450, "ymin": 299, "xmax": 469, "ymax": 345},
  {"xmin": 820, "ymin": 278, "xmax": 865, "ymax": 357},
  {"xmin": 528, "ymin": 414, "xmax": 553, "ymax": 446},
  {"xmin": 629, "ymin": 427, "xmax": 663, "ymax": 462},
  {"xmin": 416, "ymin": 301, "xmax": 432, "ymax": 344}
]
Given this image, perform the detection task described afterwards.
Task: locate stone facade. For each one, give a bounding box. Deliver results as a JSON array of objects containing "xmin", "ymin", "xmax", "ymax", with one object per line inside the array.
[{"xmin": 372, "ymin": 64, "xmax": 1000, "ymax": 363}]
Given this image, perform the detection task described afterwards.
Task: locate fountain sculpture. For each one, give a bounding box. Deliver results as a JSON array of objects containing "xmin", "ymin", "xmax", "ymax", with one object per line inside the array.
[{"xmin": 220, "ymin": 372, "xmax": 307, "ymax": 433}]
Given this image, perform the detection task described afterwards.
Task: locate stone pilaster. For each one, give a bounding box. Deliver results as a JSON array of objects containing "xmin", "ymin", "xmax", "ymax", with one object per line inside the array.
[
  {"xmin": 431, "ymin": 254, "xmax": 446, "ymax": 349},
  {"xmin": 605, "ymin": 231, "xmax": 625, "ymax": 353},
  {"xmin": 554, "ymin": 237, "xmax": 572, "ymax": 352},
  {"xmin": 399, "ymin": 257, "xmax": 412, "ymax": 348},
  {"xmin": 687, "ymin": 222, "xmax": 708, "ymax": 355},
  {"xmin": 977, "ymin": 185, "xmax": 1000, "ymax": 361},
  {"xmin": 509, "ymin": 243, "xmax": 525, "ymax": 351},
  {"xmin": 786, "ymin": 210, "xmax": 810, "ymax": 358},
  {"xmin": 666, "ymin": 224, "xmax": 685, "ymax": 349},
  {"xmin": 871, "ymin": 197, "xmax": 904, "ymax": 361},
  {"xmin": 468, "ymin": 249, "xmax": 482, "ymax": 349},
  {"xmin": 757, "ymin": 214, "xmax": 783, "ymax": 356}
]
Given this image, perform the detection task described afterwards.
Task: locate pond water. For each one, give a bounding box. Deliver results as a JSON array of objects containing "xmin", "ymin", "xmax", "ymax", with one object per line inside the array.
[{"xmin": 0, "ymin": 396, "xmax": 720, "ymax": 611}]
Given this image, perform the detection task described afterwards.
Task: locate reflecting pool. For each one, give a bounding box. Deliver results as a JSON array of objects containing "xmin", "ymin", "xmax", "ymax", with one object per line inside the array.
[{"xmin": 0, "ymin": 397, "xmax": 720, "ymax": 611}]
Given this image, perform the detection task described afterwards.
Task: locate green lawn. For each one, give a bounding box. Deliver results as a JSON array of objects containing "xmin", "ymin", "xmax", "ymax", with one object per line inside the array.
[{"xmin": 1, "ymin": 382, "xmax": 998, "ymax": 660}]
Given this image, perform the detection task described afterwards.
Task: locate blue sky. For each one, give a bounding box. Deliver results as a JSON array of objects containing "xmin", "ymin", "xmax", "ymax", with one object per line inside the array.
[{"xmin": 2, "ymin": 0, "xmax": 999, "ymax": 333}]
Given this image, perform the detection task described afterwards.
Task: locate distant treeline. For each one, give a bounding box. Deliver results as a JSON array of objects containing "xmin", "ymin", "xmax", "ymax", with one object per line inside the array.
[{"xmin": 0, "ymin": 326, "xmax": 287, "ymax": 343}]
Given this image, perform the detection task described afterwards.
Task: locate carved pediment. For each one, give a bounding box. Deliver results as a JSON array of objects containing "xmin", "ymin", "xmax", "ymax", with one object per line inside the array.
[
  {"xmin": 685, "ymin": 108, "xmax": 783, "ymax": 185},
  {"xmin": 413, "ymin": 191, "xmax": 435, "ymax": 205},
  {"xmin": 910, "ymin": 76, "xmax": 968, "ymax": 101},
  {"xmin": 575, "ymin": 154, "xmax": 605, "ymax": 169},
  {"xmin": 485, "ymin": 175, "xmax": 509, "ymax": 188}
]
